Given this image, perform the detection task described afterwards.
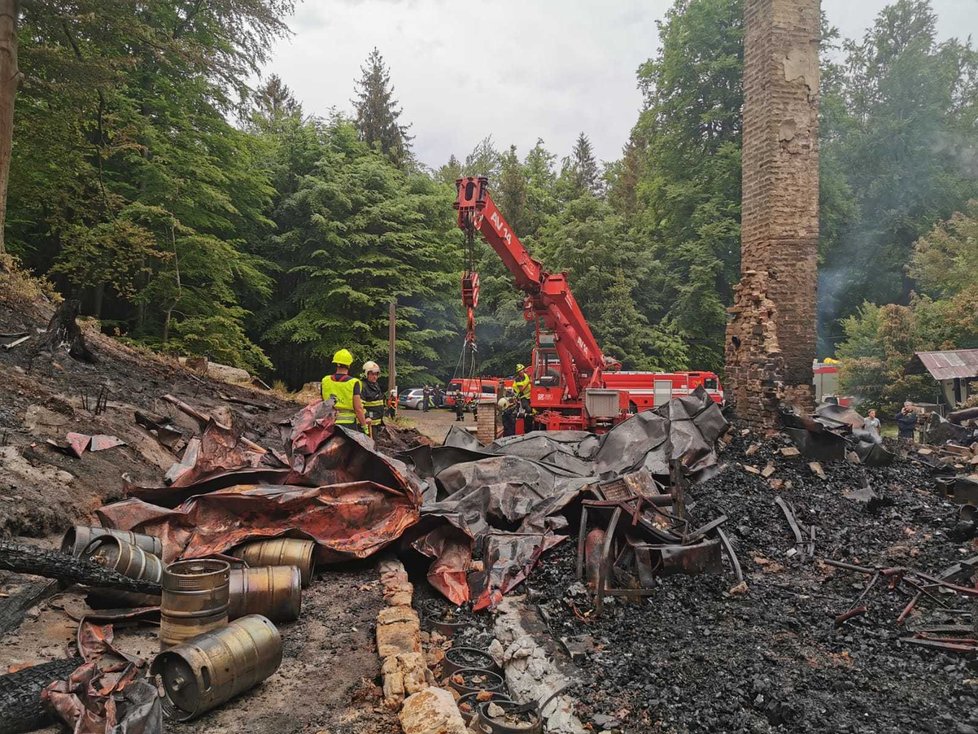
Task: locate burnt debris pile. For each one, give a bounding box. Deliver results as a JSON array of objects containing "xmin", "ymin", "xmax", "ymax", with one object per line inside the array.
[{"xmin": 524, "ymin": 413, "xmax": 978, "ymax": 733}]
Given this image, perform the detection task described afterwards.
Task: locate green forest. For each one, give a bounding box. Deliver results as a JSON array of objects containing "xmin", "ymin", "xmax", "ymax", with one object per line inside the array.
[{"xmin": 7, "ymin": 0, "xmax": 978, "ymax": 396}]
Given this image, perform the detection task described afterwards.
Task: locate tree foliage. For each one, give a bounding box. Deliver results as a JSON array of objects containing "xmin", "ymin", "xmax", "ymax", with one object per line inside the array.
[
  {"xmin": 10, "ymin": 0, "xmax": 290, "ymax": 370},
  {"xmin": 259, "ymin": 119, "xmax": 459, "ymax": 386},
  {"xmin": 628, "ymin": 0, "xmax": 744, "ymax": 372},
  {"xmin": 837, "ymin": 202, "xmax": 978, "ymax": 409},
  {"xmin": 353, "ymin": 48, "xmax": 412, "ymax": 169},
  {"xmin": 7, "ymin": 0, "xmax": 977, "ymax": 397},
  {"xmin": 818, "ymin": 0, "xmax": 978, "ymax": 351}
]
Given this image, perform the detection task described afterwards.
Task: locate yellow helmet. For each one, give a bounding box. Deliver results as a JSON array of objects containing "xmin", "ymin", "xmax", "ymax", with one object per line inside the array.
[
  {"xmin": 516, "ymin": 363, "xmax": 526, "ymax": 372},
  {"xmin": 363, "ymin": 360, "xmax": 380, "ymax": 374},
  {"xmin": 332, "ymin": 348, "xmax": 354, "ymax": 366}
]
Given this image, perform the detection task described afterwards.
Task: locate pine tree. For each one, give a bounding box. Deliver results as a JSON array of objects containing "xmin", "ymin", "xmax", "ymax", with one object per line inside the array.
[
  {"xmin": 606, "ymin": 131, "xmax": 645, "ymax": 218},
  {"xmin": 252, "ymin": 74, "xmax": 300, "ymax": 127},
  {"xmin": 435, "ymin": 154, "xmax": 463, "ymax": 187},
  {"xmin": 263, "ymin": 119, "xmax": 459, "ymax": 387},
  {"xmin": 463, "ymin": 136, "xmax": 501, "ymax": 180},
  {"xmin": 352, "ymin": 48, "xmax": 412, "ymax": 168},
  {"xmin": 497, "ymin": 145, "xmax": 528, "ymax": 235},
  {"xmin": 570, "ymin": 132, "xmax": 600, "ymax": 197}
]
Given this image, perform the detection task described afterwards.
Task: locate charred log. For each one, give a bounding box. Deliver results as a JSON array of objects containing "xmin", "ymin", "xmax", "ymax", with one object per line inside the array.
[
  {"xmin": 0, "ymin": 579, "xmax": 58, "ymax": 639},
  {"xmin": 0, "ymin": 658, "xmax": 82, "ymax": 734},
  {"xmin": 949, "ymin": 406, "xmax": 978, "ymax": 425},
  {"xmin": 0, "ymin": 540, "xmax": 160, "ymax": 595}
]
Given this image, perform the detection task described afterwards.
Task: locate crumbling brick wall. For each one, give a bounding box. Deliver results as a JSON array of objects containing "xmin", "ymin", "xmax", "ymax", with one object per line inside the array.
[
  {"xmin": 725, "ymin": 270, "xmax": 785, "ymax": 428},
  {"xmin": 725, "ymin": 0, "xmax": 820, "ymax": 424}
]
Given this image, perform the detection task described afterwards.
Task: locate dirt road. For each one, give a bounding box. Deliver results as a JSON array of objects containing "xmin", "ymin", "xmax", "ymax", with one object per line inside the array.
[{"xmin": 398, "ymin": 406, "xmax": 473, "ymax": 444}]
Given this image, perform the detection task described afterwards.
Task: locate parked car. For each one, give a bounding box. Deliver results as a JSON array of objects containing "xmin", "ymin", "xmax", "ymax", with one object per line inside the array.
[{"xmin": 398, "ymin": 388, "xmax": 426, "ymax": 410}]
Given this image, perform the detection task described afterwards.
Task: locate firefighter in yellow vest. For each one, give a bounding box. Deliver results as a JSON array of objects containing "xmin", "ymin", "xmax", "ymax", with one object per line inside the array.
[
  {"xmin": 360, "ymin": 360, "xmax": 386, "ymax": 435},
  {"xmin": 321, "ymin": 349, "xmax": 369, "ymax": 431},
  {"xmin": 513, "ymin": 363, "xmax": 531, "ymax": 405}
]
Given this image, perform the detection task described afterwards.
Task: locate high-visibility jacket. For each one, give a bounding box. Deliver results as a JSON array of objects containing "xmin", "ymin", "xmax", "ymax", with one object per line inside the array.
[
  {"xmin": 513, "ymin": 373, "xmax": 531, "ymax": 400},
  {"xmin": 321, "ymin": 374, "xmax": 361, "ymax": 424},
  {"xmin": 361, "ymin": 380, "xmax": 386, "ymax": 424}
]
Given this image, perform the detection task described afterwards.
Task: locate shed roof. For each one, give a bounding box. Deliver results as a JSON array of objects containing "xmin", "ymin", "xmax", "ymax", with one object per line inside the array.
[{"xmin": 912, "ymin": 349, "xmax": 978, "ymax": 381}]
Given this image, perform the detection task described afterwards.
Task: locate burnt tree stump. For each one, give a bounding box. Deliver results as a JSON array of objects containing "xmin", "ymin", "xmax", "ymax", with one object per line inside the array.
[{"xmin": 42, "ymin": 299, "xmax": 96, "ymax": 363}]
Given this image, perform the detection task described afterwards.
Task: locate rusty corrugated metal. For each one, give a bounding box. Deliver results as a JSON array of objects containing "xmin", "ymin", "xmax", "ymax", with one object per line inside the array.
[{"xmin": 914, "ymin": 349, "xmax": 978, "ymax": 381}]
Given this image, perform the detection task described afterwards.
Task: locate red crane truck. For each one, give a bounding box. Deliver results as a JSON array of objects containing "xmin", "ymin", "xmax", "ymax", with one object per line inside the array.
[{"xmin": 454, "ymin": 175, "xmax": 724, "ymax": 433}]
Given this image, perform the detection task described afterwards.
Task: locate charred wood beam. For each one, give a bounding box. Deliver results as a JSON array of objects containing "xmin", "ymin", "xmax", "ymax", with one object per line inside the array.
[
  {"xmin": 0, "ymin": 540, "xmax": 160, "ymax": 595},
  {"xmin": 0, "ymin": 657, "xmax": 82, "ymax": 734},
  {"xmin": 0, "ymin": 579, "xmax": 58, "ymax": 639},
  {"xmin": 40, "ymin": 299, "xmax": 96, "ymax": 363}
]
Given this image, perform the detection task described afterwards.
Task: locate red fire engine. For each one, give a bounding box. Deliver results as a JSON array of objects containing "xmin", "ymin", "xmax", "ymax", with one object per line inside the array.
[
  {"xmin": 444, "ymin": 377, "xmax": 514, "ymax": 408},
  {"xmin": 454, "ymin": 175, "xmax": 724, "ymax": 432}
]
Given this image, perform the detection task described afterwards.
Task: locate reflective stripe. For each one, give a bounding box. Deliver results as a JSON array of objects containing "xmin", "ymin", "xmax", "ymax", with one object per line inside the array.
[
  {"xmin": 321, "ymin": 375, "xmax": 361, "ymax": 424},
  {"xmin": 363, "ymin": 398, "xmax": 385, "ymax": 423}
]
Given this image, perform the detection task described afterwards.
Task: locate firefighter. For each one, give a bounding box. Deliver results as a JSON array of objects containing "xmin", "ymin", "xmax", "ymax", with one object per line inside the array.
[
  {"xmin": 513, "ymin": 364, "xmax": 531, "ymax": 404},
  {"xmin": 386, "ymin": 389, "xmax": 398, "ymax": 420},
  {"xmin": 360, "ymin": 360, "xmax": 386, "ymax": 435},
  {"xmin": 499, "ymin": 393, "xmax": 518, "ymax": 437},
  {"xmin": 513, "ymin": 364, "xmax": 531, "ymax": 432},
  {"xmin": 321, "ymin": 349, "xmax": 369, "ymax": 432}
]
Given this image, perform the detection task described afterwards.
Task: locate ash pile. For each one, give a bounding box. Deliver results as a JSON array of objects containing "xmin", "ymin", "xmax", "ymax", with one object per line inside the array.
[{"xmin": 520, "ymin": 409, "xmax": 978, "ymax": 733}]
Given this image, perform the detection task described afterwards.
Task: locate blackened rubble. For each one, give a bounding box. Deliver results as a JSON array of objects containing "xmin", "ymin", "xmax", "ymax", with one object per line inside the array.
[{"xmin": 529, "ymin": 428, "xmax": 978, "ymax": 734}]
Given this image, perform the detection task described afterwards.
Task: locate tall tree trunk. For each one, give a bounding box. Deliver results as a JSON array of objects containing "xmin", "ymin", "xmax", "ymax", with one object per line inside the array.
[
  {"xmin": 92, "ymin": 282, "xmax": 104, "ymax": 319},
  {"xmin": 0, "ymin": 0, "xmax": 19, "ymax": 256}
]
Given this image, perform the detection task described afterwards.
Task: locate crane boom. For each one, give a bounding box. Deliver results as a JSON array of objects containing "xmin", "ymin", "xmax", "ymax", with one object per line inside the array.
[
  {"xmin": 453, "ymin": 175, "xmax": 726, "ymax": 433},
  {"xmin": 454, "ymin": 175, "xmax": 608, "ymax": 399}
]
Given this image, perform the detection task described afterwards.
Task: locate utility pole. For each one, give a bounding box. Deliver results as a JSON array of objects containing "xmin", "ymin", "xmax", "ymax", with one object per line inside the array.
[
  {"xmin": 388, "ymin": 300, "xmax": 396, "ymax": 395},
  {"xmin": 0, "ymin": 0, "xmax": 20, "ymax": 256}
]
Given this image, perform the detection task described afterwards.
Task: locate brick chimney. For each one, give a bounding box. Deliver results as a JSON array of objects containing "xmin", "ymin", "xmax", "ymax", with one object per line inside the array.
[{"xmin": 725, "ymin": 0, "xmax": 821, "ymax": 427}]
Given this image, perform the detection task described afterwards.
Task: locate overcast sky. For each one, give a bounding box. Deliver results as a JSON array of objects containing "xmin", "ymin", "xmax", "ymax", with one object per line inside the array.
[{"xmin": 263, "ymin": 0, "xmax": 978, "ymax": 169}]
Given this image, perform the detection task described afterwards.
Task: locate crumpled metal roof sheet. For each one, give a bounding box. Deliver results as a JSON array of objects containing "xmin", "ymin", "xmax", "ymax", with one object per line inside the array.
[{"xmin": 914, "ymin": 349, "xmax": 978, "ymax": 381}]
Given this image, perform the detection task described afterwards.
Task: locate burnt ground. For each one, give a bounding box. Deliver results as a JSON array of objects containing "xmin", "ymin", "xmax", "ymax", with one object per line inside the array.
[
  {"xmin": 5, "ymin": 266, "xmax": 977, "ymax": 733},
  {"xmin": 0, "ymin": 268, "xmax": 299, "ymax": 537},
  {"xmin": 530, "ymin": 429, "xmax": 978, "ymax": 734},
  {"xmin": 0, "ymin": 269, "xmax": 398, "ymax": 733}
]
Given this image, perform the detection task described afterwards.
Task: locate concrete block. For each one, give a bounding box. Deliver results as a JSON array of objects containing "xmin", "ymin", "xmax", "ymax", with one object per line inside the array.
[
  {"xmin": 382, "ymin": 652, "xmax": 433, "ymax": 709},
  {"xmin": 377, "ymin": 605, "xmax": 421, "ymax": 658},
  {"xmin": 399, "ymin": 687, "xmax": 467, "ymax": 734}
]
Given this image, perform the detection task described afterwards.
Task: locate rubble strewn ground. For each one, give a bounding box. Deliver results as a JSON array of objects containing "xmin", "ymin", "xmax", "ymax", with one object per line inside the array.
[
  {"xmin": 0, "ymin": 283, "xmax": 297, "ymax": 537},
  {"xmin": 530, "ymin": 429, "xmax": 978, "ymax": 734},
  {"xmin": 0, "ymin": 281, "xmax": 401, "ymax": 733},
  {"xmin": 5, "ymin": 274, "xmax": 978, "ymax": 734},
  {"xmin": 0, "ymin": 561, "xmax": 398, "ymax": 734}
]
